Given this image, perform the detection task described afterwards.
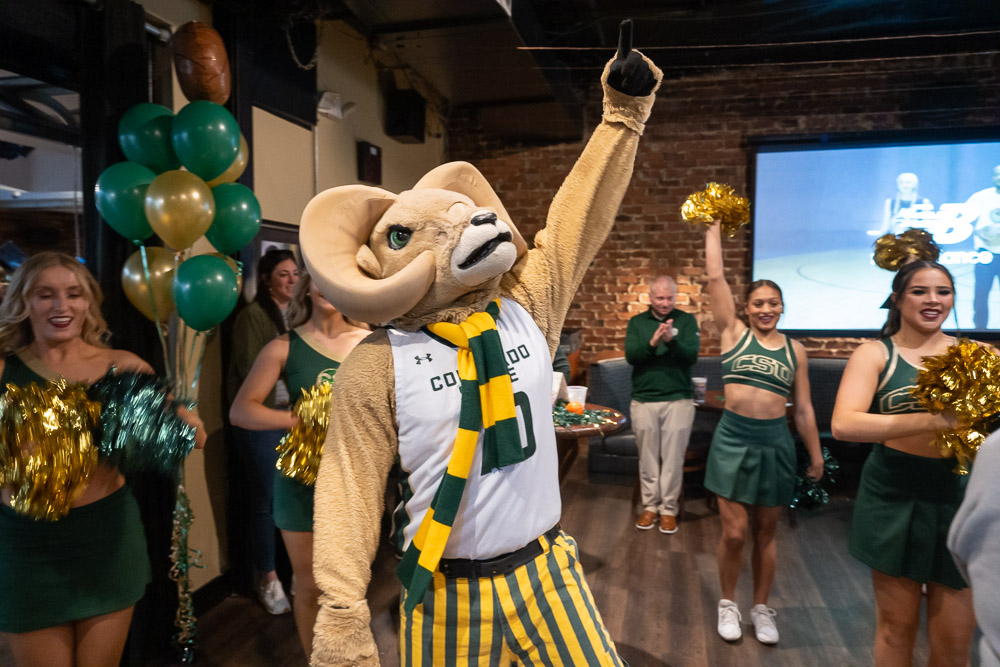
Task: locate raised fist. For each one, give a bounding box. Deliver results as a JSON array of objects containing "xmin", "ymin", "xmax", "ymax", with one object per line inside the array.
[{"xmin": 606, "ymin": 19, "xmax": 656, "ymax": 97}]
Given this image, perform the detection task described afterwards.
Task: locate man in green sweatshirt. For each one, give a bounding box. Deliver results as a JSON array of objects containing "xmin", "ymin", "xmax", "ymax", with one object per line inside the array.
[{"xmin": 624, "ymin": 275, "xmax": 700, "ymax": 534}]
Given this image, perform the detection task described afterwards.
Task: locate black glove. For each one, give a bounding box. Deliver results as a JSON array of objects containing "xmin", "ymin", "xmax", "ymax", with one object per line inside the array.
[{"xmin": 606, "ymin": 19, "xmax": 656, "ymax": 97}]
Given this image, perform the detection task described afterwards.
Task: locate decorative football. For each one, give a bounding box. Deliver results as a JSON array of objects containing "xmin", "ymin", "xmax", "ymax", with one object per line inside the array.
[{"xmin": 172, "ymin": 21, "xmax": 231, "ymax": 105}]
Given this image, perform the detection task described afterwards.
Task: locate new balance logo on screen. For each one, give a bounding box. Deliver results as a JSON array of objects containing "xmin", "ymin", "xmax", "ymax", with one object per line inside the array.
[
  {"xmin": 879, "ymin": 388, "xmax": 921, "ymax": 414},
  {"xmin": 731, "ymin": 356, "xmax": 792, "ymax": 385},
  {"xmin": 414, "ymin": 354, "xmax": 433, "ymax": 365}
]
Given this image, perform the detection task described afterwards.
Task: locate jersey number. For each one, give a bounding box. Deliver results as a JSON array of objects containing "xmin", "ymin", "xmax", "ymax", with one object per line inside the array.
[
  {"xmin": 480, "ymin": 391, "xmax": 537, "ymax": 473},
  {"xmin": 514, "ymin": 391, "xmax": 537, "ymax": 459}
]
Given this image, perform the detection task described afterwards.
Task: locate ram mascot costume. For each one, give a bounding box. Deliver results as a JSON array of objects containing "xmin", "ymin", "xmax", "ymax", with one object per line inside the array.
[{"xmin": 301, "ymin": 25, "xmax": 662, "ymax": 666}]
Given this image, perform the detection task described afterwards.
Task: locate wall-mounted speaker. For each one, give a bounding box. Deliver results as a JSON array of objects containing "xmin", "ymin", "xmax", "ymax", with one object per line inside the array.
[{"xmin": 385, "ymin": 89, "xmax": 425, "ymax": 144}]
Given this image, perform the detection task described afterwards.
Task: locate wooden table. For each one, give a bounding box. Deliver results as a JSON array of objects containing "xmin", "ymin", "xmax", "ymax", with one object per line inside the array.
[{"xmin": 553, "ymin": 403, "xmax": 627, "ymax": 483}]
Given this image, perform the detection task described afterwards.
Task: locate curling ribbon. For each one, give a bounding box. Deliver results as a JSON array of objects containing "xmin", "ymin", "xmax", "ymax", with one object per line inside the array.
[{"xmin": 169, "ymin": 476, "xmax": 203, "ymax": 663}]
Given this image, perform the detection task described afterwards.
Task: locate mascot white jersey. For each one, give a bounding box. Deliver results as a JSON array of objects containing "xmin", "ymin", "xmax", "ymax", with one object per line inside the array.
[{"xmin": 389, "ymin": 298, "xmax": 560, "ymax": 559}]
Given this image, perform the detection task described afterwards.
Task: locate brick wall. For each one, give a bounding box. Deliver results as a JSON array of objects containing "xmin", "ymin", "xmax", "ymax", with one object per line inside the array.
[{"xmin": 447, "ymin": 52, "xmax": 1000, "ymax": 361}]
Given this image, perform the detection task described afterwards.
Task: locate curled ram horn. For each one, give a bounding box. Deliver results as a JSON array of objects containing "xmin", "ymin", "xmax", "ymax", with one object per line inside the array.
[{"xmin": 299, "ymin": 185, "xmax": 432, "ymax": 326}]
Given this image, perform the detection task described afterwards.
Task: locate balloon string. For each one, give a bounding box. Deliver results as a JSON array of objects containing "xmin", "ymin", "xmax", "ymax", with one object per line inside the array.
[
  {"xmin": 172, "ymin": 251, "xmax": 187, "ymax": 402},
  {"xmin": 185, "ymin": 330, "xmax": 206, "ymax": 406},
  {"xmin": 137, "ymin": 243, "xmax": 171, "ymax": 380},
  {"xmin": 174, "ymin": 319, "xmax": 184, "ymax": 400}
]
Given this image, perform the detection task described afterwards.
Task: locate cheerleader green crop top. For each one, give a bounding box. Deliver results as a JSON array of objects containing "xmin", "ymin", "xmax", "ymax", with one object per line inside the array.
[
  {"xmin": 720, "ymin": 329, "xmax": 797, "ymax": 397},
  {"xmin": 1, "ymin": 352, "xmax": 50, "ymax": 392},
  {"xmin": 284, "ymin": 328, "xmax": 345, "ymax": 398},
  {"xmin": 873, "ymin": 338, "xmax": 924, "ymax": 414}
]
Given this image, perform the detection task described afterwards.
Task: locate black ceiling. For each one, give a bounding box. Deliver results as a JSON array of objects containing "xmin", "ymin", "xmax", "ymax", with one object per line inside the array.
[{"xmin": 300, "ymin": 1, "xmax": 1000, "ymax": 142}]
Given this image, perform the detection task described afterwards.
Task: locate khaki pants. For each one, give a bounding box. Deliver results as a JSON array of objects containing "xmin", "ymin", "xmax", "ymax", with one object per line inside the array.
[{"xmin": 630, "ymin": 399, "xmax": 696, "ymax": 516}]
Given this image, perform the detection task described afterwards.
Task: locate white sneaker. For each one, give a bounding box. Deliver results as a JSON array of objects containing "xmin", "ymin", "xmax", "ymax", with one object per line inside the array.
[
  {"xmin": 750, "ymin": 604, "xmax": 779, "ymax": 644},
  {"xmin": 259, "ymin": 579, "xmax": 291, "ymax": 615},
  {"xmin": 717, "ymin": 599, "xmax": 742, "ymax": 641}
]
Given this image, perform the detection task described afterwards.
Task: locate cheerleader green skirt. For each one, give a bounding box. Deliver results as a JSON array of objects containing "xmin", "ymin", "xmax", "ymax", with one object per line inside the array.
[
  {"xmin": 273, "ymin": 472, "xmax": 314, "ymax": 533},
  {"xmin": 849, "ymin": 443, "xmax": 967, "ymax": 589},
  {"xmin": 704, "ymin": 410, "xmax": 796, "ymax": 507},
  {"xmin": 0, "ymin": 485, "xmax": 151, "ymax": 632}
]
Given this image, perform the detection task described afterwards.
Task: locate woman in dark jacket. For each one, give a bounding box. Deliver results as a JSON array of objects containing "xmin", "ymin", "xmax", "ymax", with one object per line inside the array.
[{"xmin": 227, "ymin": 247, "xmax": 299, "ymax": 614}]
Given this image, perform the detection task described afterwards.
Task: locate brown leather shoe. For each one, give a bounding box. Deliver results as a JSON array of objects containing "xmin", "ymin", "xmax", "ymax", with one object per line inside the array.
[
  {"xmin": 659, "ymin": 514, "xmax": 678, "ymax": 534},
  {"xmin": 635, "ymin": 510, "xmax": 657, "ymax": 530}
]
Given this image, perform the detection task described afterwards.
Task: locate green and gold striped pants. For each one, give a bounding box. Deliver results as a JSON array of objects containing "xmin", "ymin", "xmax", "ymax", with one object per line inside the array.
[{"xmin": 399, "ymin": 530, "xmax": 623, "ymax": 666}]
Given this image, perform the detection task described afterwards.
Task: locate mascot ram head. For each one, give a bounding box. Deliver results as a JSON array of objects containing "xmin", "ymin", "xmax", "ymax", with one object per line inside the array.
[{"xmin": 299, "ymin": 162, "xmax": 528, "ymax": 326}]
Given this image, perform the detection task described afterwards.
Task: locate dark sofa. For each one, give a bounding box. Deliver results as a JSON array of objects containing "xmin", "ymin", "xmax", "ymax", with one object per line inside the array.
[{"xmin": 586, "ymin": 354, "xmax": 852, "ymax": 485}]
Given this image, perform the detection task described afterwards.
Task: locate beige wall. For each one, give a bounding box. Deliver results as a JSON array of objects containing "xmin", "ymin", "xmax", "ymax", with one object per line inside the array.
[
  {"xmin": 137, "ymin": 2, "xmax": 445, "ymax": 590},
  {"xmin": 314, "ymin": 22, "xmax": 446, "ymax": 195},
  {"xmin": 253, "ymin": 21, "xmax": 447, "ymax": 226},
  {"xmin": 251, "ymin": 108, "xmax": 314, "ymax": 224}
]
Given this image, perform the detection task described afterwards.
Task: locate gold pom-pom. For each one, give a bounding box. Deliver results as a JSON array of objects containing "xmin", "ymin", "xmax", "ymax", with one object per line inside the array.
[
  {"xmin": 276, "ymin": 383, "xmax": 332, "ymax": 486},
  {"xmin": 873, "ymin": 228, "xmax": 941, "ymax": 271},
  {"xmin": 681, "ymin": 182, "xmax": 751, "ymax": 237},
  {"xmin": 910, "ymin": 339, "xmax": 1000, "ymax": 474},
  {"xmin": 0, "ymin": 381, "xmax": 102, "ymax": 520}
]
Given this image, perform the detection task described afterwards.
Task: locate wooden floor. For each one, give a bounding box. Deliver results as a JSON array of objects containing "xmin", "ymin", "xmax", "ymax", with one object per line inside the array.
[{"xmin": 2, "ymin": 444, "xmax": 978, "ymax": 666}]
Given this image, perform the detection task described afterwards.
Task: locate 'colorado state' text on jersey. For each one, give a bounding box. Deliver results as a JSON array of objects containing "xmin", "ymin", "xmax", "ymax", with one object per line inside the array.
[{"xmin": 388, "ymin": 298, "xmax": 560, "ymax": 560}]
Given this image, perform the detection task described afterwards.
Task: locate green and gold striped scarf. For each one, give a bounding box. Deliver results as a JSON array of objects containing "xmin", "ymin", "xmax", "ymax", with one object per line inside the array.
[{"xmin": 397, "ymin": 300, "xmax": 524, "ymax": 612}]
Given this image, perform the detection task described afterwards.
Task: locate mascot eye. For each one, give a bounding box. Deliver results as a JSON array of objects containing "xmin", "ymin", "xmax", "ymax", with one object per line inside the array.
[{"xmin": 387, "ymin": 226, "xmax": 413, "ymax": 250}]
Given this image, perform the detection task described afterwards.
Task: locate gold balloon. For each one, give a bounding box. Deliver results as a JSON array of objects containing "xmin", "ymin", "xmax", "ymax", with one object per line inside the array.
[
  {"xmin": 209, "ymin": 252, "xmax": 242, "ymax": 293},
  {"xmin": 144, "ymin": 170, "xmax": 215, "ymax": 250},
  {"xmin": 122, "ymin": 247, "xmax": 176, "ymax": 322},
  {"xmin": 206, "ymin": 134, "xmax": 248, "ymax": 187}
]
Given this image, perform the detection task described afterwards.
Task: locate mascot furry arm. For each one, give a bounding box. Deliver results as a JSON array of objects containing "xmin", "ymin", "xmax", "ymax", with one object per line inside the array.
[{"xmin": 301, "ymin": 41, "xmax": 662, "ymax": 666}]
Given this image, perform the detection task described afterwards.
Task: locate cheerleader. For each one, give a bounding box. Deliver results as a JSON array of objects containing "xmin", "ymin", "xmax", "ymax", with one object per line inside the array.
[
  {"xmin": 832, "ymin": 259, "xmax": 975, "ymax": 666},
  {"xmin": 0, "ymin": 252, "xmax": 205, "ymax": 666}
]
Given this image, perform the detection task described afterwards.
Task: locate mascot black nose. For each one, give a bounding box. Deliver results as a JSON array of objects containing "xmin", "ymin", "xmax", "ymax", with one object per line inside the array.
[{"xmin": 471, "ymin": 212, "xmax": 497, "ymax": 226}]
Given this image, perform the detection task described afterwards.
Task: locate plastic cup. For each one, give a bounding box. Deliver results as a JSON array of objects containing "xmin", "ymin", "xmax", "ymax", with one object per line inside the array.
[
  {"xmin": 567, "ymin": 385, "xmax": 588, "ymax": 406},
  {"xmin": 692, "ymin": 377, "xmax": 707, "ymax": 403}
]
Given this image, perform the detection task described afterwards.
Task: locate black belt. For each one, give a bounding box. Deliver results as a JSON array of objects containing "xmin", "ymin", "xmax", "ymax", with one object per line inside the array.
[{"xmin": 437, "ymin": 524, "xmax": 562, "ymax": 579}]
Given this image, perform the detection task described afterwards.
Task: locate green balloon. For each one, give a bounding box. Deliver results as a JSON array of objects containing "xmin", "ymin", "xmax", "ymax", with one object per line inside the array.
[
  {"xmin": 172, "ymin": 255, "xmax": 239, "ymax": 331},
  {"xmin": 205, "ymin": 183, "xmax": 262, "ymax": 255},
  {"xmin": 171, "ymin": 101, "xmax": 240, "ymax": 181},
  {"xmin": 95, "ymin": 161, "xmax": 157, "ymax": 242},
  {"xmin": 118, "ymin": 103, "xmax": 181, "ymax": 173}
]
